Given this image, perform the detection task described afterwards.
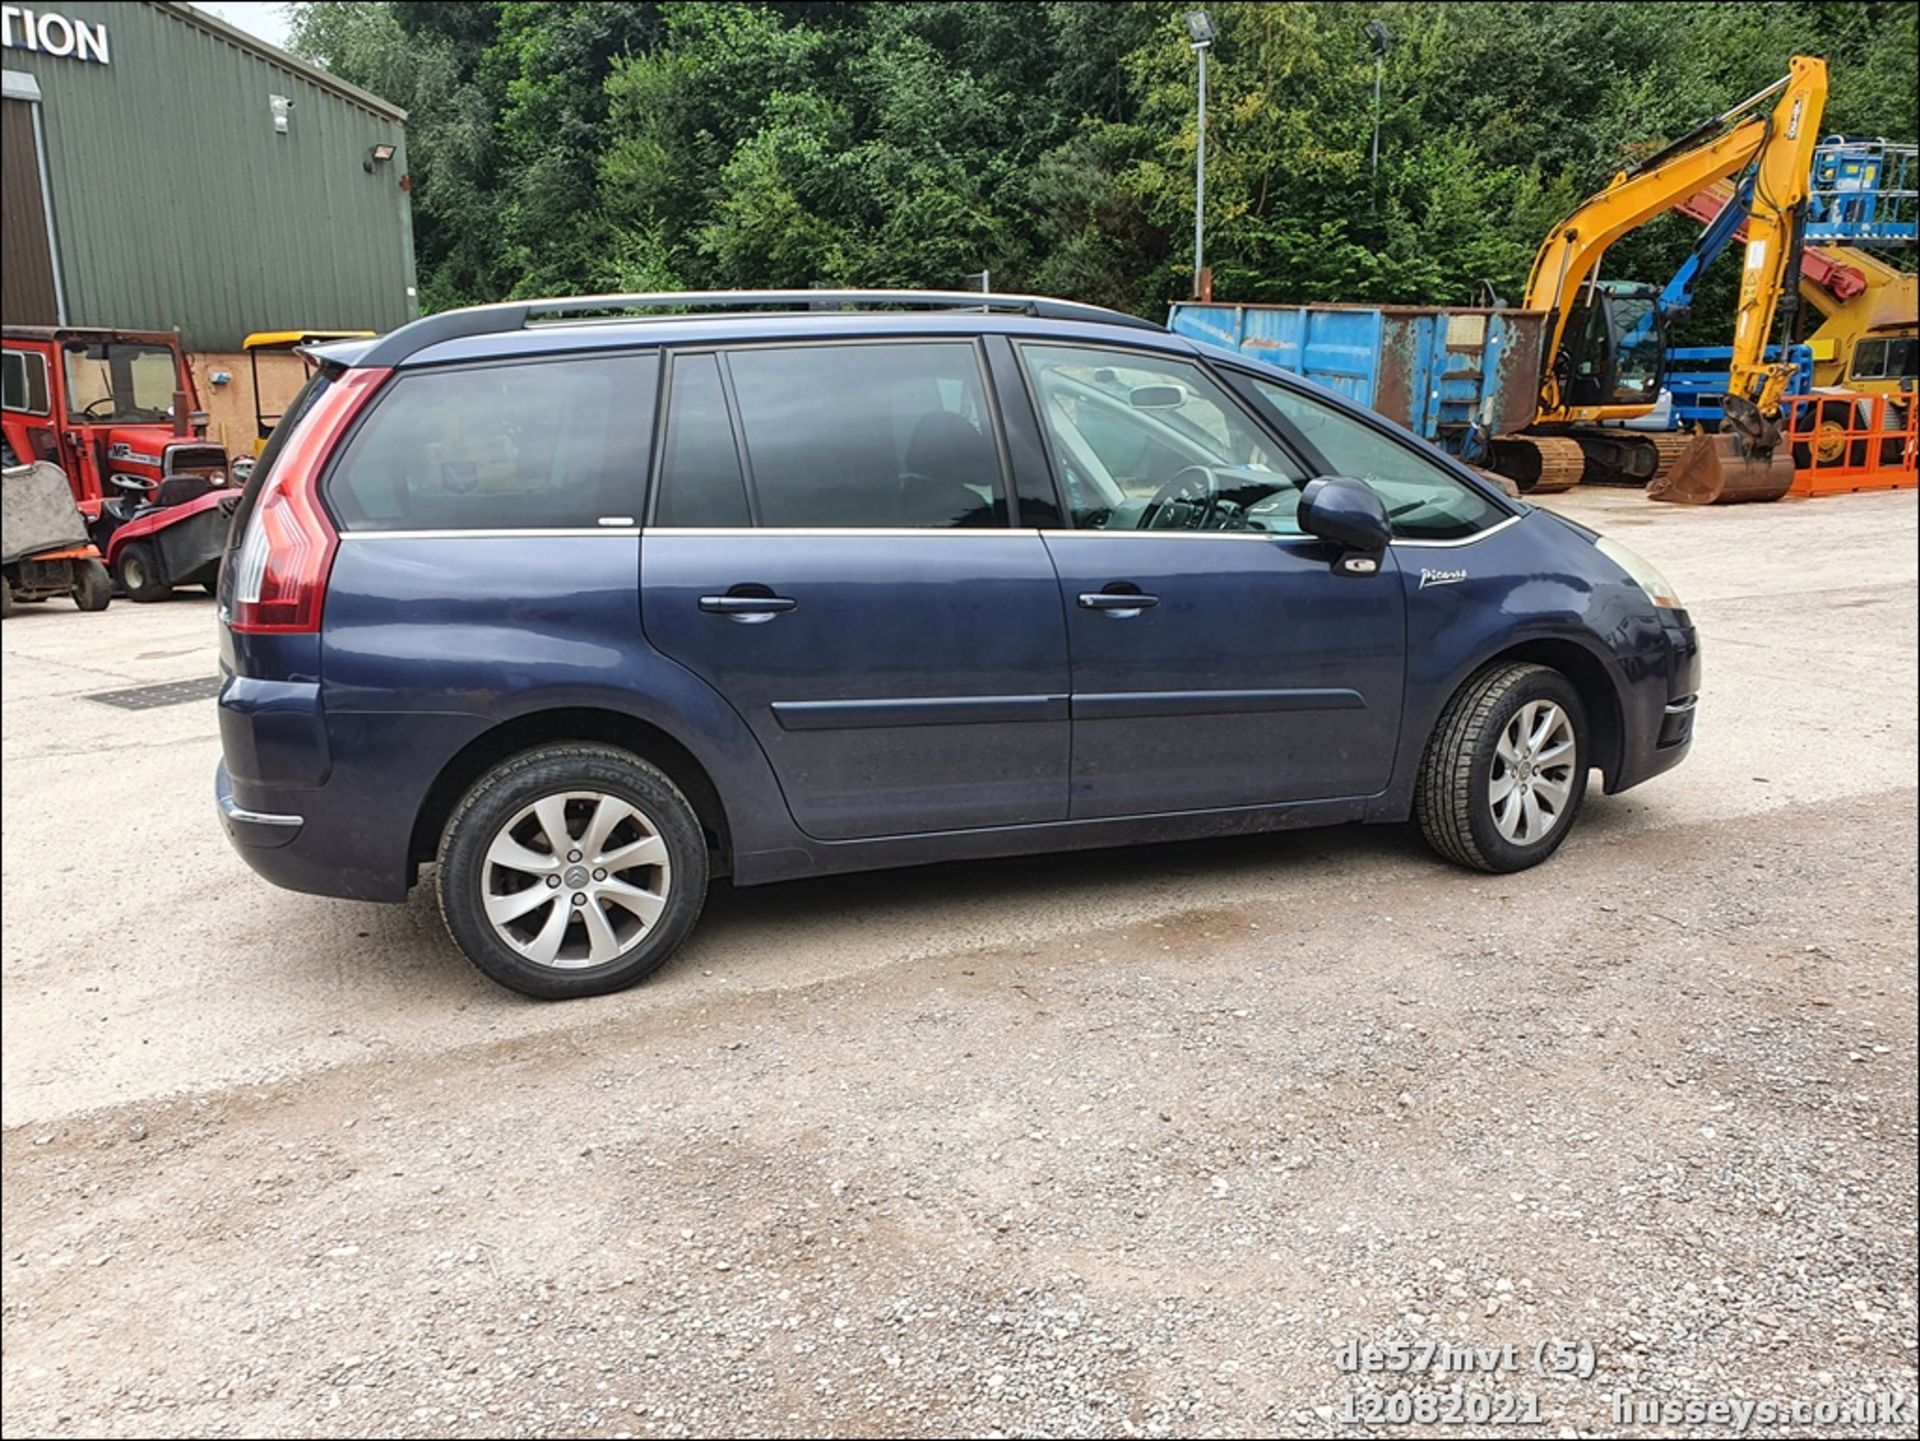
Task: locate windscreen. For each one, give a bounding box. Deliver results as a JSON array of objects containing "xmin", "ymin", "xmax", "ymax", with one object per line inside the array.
[
  {"xmin": 1609, "ymin": 295, "xmax": 1664, "ymax": 405},
  {"xmin": 62, "ymin": 343, "xmax": 182, "ymax": 423}
]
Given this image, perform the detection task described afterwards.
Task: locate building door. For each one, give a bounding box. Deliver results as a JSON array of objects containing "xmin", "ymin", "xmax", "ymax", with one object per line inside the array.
[{"xmin": 2, "ymin": 95, "xmax": 58, "ymax": 325}]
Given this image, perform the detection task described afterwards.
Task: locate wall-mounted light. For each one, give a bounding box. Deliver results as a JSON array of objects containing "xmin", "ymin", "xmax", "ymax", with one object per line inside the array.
[{"xmin": 364, "ymin": 142, "xmax": 396, "ymax": 174}]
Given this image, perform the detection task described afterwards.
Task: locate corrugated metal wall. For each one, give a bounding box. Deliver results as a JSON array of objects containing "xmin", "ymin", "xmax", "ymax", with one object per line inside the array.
[{"xmin": 3, "ymin": 1, "xmax": 417, "ymax": 349}]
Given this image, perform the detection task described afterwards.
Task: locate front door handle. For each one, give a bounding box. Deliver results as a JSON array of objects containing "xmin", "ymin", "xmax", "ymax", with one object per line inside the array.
[
  {"xmin": 1078, "ymin": 585, "xmax": 1159, "ymax": 615},
  {"xmin": 699, "ymin": 591, "xmax": 797, "ymax": 621}
]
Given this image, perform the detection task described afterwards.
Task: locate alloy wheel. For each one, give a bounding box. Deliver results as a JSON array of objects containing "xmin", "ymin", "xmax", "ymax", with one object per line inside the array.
[
  {"xmin": 481, "ymin": 791, "xmax": 672, "ymax": 968},
  {"xmin": 1489, "ymin": 700, "xmax": 1576, "ymax": 846}
]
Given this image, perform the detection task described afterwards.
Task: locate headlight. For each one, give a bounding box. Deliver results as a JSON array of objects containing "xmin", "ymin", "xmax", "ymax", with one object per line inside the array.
[{"xmin": 1596, "ymin": 536, "xmax": 1683, "ymax": 610}]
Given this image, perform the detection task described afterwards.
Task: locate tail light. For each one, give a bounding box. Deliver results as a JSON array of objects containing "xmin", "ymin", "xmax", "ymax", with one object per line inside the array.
[{"xmin": 229, "ymin": 367, "xmax": 389, "ymax": 634}]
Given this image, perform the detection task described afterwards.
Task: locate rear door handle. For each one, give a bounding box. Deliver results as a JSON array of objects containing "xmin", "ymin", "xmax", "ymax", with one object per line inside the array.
[
  {"xmin": 698, "ymin": 590, "xmax": 794, "ymax": 625},
  {"xmin": 1078, "ymin": 588, "xmax": 1159, "ymax": 613}
]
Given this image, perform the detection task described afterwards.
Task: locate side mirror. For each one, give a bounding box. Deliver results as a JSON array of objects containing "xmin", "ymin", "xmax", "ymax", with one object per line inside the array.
[
  {"xmin": 1128, "ymin": 383, "xmax": 1187, "ymax": 410},
  {"xmin": 1298, "ymin": 476, "xmax": 1391, "ymax": 575}
]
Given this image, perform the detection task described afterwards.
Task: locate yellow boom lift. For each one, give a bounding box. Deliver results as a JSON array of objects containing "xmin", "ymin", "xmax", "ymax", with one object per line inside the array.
[{"xmin": 1499, "ymin": 55, "xmax": 1829, "ymax": 501}]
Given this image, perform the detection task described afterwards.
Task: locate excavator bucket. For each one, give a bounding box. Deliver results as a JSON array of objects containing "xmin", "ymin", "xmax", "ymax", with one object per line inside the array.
[{"xmin": 1648, "ymin": 430, "xmax": 1796, "ymax": 505}]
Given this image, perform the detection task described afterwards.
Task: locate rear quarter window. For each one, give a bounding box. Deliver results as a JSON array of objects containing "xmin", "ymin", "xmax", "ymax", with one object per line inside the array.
[{"xmin": 325, "ymin": 353, "xmax": 658, "ymax": 531}]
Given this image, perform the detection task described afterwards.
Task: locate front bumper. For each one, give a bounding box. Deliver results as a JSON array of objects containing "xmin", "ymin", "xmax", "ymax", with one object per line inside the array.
[{"xmin": 1609, "ymin": 607, "xmax": 1700, "ymax": 792}]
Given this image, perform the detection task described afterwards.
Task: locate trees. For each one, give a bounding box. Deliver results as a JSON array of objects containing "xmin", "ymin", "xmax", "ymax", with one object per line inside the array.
[{"xmin": 287, "ymin": 1, "xmax": 1914, "ymax": 318}]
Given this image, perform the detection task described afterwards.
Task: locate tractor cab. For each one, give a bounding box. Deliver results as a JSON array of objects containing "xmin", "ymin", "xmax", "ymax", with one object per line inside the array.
[
  {"xmin": 1, "ymin": 327, "xmax": 229, "ymax": 523},
  {"xmin": 2, "ymin": 327, "xmax": 238, "ymax": 604}
]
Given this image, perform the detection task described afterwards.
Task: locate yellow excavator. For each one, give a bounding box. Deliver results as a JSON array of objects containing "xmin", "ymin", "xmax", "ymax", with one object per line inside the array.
[{"xmin": 1493, "ymin": 54, "xmax": 1829, "ymax": 502}]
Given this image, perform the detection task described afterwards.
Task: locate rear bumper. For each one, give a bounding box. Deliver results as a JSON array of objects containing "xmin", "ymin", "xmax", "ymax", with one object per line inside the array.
[
  {"xmin": 215, "ymin": 759, "xmax": 302, "ymax": 849},
  {"xmin": 216, "ymin": 757, "xmax": 409, "ymax": 900},
  {"xmin": 217, "ymin": 664, "xmax": 476, "ymax": 903}
]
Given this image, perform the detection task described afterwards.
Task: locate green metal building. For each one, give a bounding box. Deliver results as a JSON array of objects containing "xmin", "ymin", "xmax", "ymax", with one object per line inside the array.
[{"xmin": 2, "ymin": 1, "xmax": 416, "ymax": 350}]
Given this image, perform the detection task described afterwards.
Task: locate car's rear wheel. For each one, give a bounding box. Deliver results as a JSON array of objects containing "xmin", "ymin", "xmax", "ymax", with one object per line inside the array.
[
  {"xmin": 437, "ymin": 744, "xmax": 709, "ymax": 999},
  {"xmin": 116, "ymin": 542, "xmax": 172, "ymax": 602},
  {"xmin": 1415, "ymin": 662, "xmax": 1589, "ymax": 872}
]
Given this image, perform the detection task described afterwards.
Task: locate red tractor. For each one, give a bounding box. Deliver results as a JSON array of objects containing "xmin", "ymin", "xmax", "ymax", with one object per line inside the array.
[{"xmin": 1, "ymin": 327, "xmax": 237, "ymax": 600}]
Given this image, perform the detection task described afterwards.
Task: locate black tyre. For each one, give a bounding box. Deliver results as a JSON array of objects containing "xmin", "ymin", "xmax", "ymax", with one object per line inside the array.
[
  {"xmin": 1415, "ymin": 662, "xmax": 1589, "ymax": 873},
  {"xmin": 71, "ymin": 559, "xmax": 112, "ymax": 612},
  {"xmin": 116, "ymin": 542, "xmax": 172, "ymax": 602},
  {"xmin": 437, "ymin": 744, "xmax": 710, "ymax": 999},
  {"xmin": 1, "ymin": 583, "xmax": 13, "ymax": 620}
]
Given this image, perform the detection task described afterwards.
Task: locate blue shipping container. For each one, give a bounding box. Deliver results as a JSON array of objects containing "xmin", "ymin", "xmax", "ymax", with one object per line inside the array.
[{"xmin": 1168, "ymin": 302, "xmax": 1549, "ymax": 461}]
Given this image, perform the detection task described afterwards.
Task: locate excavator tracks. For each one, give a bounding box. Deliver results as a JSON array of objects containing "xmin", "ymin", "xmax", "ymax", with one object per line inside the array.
[
  {"xmin": 1644, "ymin": 433, "xmax": 1697, "ymax": 486},
  {"xmin": 1490, "ymin": 435, "xmax": 1585, "ymax": 494}
]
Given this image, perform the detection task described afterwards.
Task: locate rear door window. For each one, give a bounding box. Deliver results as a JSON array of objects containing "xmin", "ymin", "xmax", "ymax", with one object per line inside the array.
[
  {"xmin": 721, "ymin": 342, "xmax": 1005, "ymax": 528},
  {"xmin": 325, "ymin": 353, "xmax": 658, "ymax": 531},
  {"xmin": 654, "ymin": 354, "xmax": 750, "ymax": 527}
]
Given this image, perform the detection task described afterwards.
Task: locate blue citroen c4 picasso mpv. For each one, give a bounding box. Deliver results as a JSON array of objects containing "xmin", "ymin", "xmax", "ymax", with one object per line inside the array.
[{"xmin": 215, "ymin": 290, "xmax": 1700, "ymax": 998}]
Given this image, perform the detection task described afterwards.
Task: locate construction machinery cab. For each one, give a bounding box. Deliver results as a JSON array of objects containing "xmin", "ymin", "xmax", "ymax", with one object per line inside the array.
[
  {"xmin": 1558, "ymin": 282, "xmax": 1668, "ymax": 410},
  {"xmin": 243, "ymin": 331, "xmax": 374, "ymax": 457}
]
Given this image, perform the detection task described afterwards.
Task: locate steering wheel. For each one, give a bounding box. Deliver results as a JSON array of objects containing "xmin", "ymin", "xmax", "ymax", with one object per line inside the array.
[
  {"xmin": 112, "ymin": 474, "xmax": 158, "ymax": 493},
  {"xmin": 1139, "ymin": 466, "xmax": 1219, "ymax": 531},
  {"xmin": 82, "ymin": 396, "xmax": 118, "ymax": 419}
]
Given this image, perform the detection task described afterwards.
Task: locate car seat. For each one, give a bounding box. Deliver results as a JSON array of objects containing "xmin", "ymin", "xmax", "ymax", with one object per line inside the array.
[{"xmin": 898, "ymin": 411, "xmax": 999, "ymax": 528}]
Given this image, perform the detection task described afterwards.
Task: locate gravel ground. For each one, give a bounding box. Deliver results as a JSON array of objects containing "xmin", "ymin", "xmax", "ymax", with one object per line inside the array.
[{"xmin": 2, "ymin": 488, "xmax": 1916, "ymax": 1436}]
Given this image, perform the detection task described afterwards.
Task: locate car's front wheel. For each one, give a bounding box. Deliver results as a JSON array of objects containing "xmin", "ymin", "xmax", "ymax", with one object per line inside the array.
[
  {"xmin": 1415, "ymin": 662, "xmax": 1589, "ymax": 872},
  {"xmin": 437, "ymin": 744, "xmax": 709, "ymax": 999}
]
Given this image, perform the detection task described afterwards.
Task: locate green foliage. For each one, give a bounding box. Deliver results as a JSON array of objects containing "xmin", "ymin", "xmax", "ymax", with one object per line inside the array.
[{"xmin": 288, "ymin": 1, "xmax": 1915, "ymax": 320}]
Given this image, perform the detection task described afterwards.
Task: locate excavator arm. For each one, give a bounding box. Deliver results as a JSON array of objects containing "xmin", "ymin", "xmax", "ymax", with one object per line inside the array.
[
  {"xmin": 1526, "ymin": 55, "xmax": 1829, "ymax": 425},
  {"xmin": 1727, "ymin": 57, "xmax": 1829, "ymax": 418}
]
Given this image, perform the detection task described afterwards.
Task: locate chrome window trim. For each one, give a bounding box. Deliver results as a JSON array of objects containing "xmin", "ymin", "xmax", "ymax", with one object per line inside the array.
[
  {"xmin": 333, "ymin": 514, "xmax": 1519, "ymax": 545},
  {"xmin": 1040, "ymin": 528, "xmax": 1316, "ymax": 544},
  {"xmin": 338, "ymin": 527, "xmax": 641, "ymax": 541},
  {"xmin": 642, "ymin": 526, "xmax": 1031, "ymax": 538},
  {"xmin": 1388, "ymin": 514, "xmax": 1522, "ymax": 548}
]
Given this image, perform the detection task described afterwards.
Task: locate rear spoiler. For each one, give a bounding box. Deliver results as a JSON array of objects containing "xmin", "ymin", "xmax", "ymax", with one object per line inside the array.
[{"xmin": 295, "ymin": 338, "xmax": 377, "ymax": 369}]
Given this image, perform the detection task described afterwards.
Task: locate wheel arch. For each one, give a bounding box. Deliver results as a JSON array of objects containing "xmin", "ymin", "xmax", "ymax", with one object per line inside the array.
[
  {"xmin": 408, "ymin": 707, "xmax": 734, "ymax": 879},
  {"xmin": 1468, "ymin": 637, "xmax": 1625, "ymax": 786}
]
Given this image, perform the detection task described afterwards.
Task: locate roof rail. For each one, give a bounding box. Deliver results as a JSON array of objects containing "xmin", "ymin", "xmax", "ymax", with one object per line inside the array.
[{"xmin": 356, "ymin": 289, "xmax": 1161, "ymax": 366}]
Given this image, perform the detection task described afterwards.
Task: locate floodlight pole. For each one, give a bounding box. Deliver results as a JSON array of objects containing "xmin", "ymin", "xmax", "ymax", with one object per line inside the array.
[{"xmin": 1193, "ymin": 37, "xmax": 1210, "ymax": 297}]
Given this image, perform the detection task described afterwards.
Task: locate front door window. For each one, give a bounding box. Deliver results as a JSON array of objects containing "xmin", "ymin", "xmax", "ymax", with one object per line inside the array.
[{"xmin": 1019, "ymin": 344, "xmax": 1309, "ymax": 534}]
